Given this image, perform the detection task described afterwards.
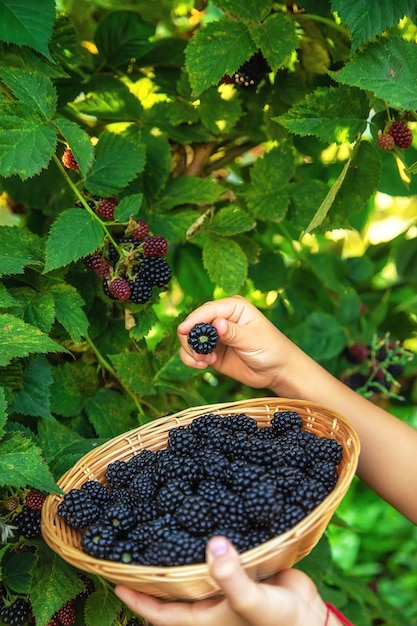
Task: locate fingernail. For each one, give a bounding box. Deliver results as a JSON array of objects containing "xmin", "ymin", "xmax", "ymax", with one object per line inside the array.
[{"xmin": 209, "ymin": 536, "xmax": 229, "ymax": 557}]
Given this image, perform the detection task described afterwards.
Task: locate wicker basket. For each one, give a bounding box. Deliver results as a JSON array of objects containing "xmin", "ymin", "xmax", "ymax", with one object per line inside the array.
[{"xmin": 41, "ymin": 397, "xmax": 360, "ymax": 601}]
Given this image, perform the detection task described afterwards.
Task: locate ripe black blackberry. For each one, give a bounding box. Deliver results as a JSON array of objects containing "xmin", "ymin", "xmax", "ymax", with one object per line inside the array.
[
  {"xmin": 14, "ymin": 506, "xmax": 42, "ymax": 539},
  {"xmin": 155, "ymin": 479, "xmax": 193, "ymax": 515},
  {"xmin": 345, "ymin": 372, "xmax": 367, "ymax": 391},
  {"xmin": 127, "ymin": 276, "xmax": 153, "ymax": 304},
  {"xmin": 167, "ymin": 426, "xmax": 197, "ymax": 456},
  {"xmin": 221, "ymin": 413, "xmax": 258, "ymax": 436},
  {"xmin": 174, "ymin": 495, "xmax": 215, "ymax": 535},
  {"xmin": 128, "ymin": 473, "xmax": 158, "ymax": 503},
  {"xmin": 189, "ymin": 413, "xmax": 225, "ymax": 438},
  {"xmin": 139, "ymin": 257, "xmax": 172, "ymax": 287},
  {"xmin": 307, "ymin": 461, "xmax": 339, "ymax": 489},
  {"xmin": 57, "ymin": 489, "xmax": 101, "ymax": 529},
  {"xmin": 81, "ymin": 521, "xmax": 118, "ymax": 559},
  {"xmin": 105, "ymin": 459, "xmax": 135, "ymax": 489},
  {"xmin": 0, "ymin": 598, "xmax": 33, "ymax": 626},
  {"xmin": 104, "ymin": 502, "xmax": 137, "ymax": 531},
  {"xmin": 127, "ymin": 448, "xmax": 156, "ymax": 472},
  {"xmin": 108, "ymin": 538, "xmax": 141, "ymax": 564},
  {"xmin": 271, "ymin": 410, "xmax": 303, "ymax": 433},
  {"xmin": 188, "ymin": 322, "xmax": 219, "ymax": 354},
  {"xmin": 76, "ymin": 573, "xmax": 96, "ymax": 599},
  {"xmin": 81, "ymin": 480, "xmax": 110, "ymax": 504},
  {"xmin": 233, "ymin": 51, "xmax": 271, "ymax": 88},
  {"xmin": 243, "ymin": 481, "xmax": 284, "ymax": 527},
  {"xmin": 143, "ymin": 530, "xmax": 207, "ymax": 566}
]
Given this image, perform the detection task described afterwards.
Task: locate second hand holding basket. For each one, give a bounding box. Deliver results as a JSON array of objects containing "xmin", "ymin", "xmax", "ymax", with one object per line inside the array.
[{"xmin": 41, "ymin": 397, "xmax": 360, "ymax": 601}]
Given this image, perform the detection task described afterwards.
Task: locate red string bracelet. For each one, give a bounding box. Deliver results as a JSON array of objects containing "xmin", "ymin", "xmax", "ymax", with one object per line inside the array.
[{"xmin": 324, "ymin": 603, "xmax": 355, "ymax": 626}]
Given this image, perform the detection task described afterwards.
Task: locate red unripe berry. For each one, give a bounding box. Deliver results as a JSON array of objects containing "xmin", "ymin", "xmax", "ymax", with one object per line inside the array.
[
  {"xmin": 345, "ymin": 343, "xmax": 369, "ymax": 364},
  {"xmin": 54, "ymin": 599, "xmax": 77, "ymax": 626},
  {"xmin": 61, "ymin": 149, "xmax": 79, "ymax": 171},
  {"xmin": 377, "ymin": 132, "xmax": 395, "ymax": 151},
  {"xmin": 387, "ymin": 119, "xmax": 413, "ymax": 148},
  {"xmin": 83, "ymin": 253, "xmax": 111, "ymax": 279},
  {"xmin": 143, "ymin": 235, "xmax": 168, "ymax": 257},
  {"xmin": 109, "ymin": 278, "xmax": 131, "ymax": 301},
  {"xmin": 96, "ymin": 197, "xmax": 118, "ymax": 220},
  {"xmin": 25, "ymin": 489, "xmax": 46, "ymax": 510},
  {"xmin": 131, "ymin": 220, "xmax": 150, "ymax": 240}
]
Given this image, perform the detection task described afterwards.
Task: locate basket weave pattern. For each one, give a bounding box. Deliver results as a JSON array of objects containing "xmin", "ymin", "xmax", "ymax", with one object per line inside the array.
[{"xmin": 42, "ymin": 397, "xmax": 360, "ymax": 601}]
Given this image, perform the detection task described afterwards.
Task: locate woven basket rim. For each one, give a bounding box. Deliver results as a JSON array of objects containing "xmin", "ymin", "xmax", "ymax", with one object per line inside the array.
[{"xmin": 41, "ymin": 397, "xmax": 360, "ymax": 597}]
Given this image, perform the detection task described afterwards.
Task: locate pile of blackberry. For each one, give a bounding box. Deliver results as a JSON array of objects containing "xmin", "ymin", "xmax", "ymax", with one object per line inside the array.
[
  {"xmin": 58, "ymin": 411, "xmax": 343, "ymax": 567},
  {"xmin": 83, "ymin": 218, "xmax": 171, "ymax": 305}
]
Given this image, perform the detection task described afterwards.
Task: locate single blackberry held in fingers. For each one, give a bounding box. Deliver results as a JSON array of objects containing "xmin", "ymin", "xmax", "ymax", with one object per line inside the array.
[{"xmin": 188, "ymin": 322, "xmax": 219, "ymax": 354}]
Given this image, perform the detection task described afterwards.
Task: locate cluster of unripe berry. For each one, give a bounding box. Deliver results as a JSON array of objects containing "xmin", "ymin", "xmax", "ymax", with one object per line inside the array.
[{"xmin": 377, "ymin": 118, "xmax": 414, "ymax": 151}]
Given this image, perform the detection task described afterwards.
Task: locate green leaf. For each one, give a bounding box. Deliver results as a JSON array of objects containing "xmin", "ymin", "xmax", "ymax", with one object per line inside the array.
[
  {"xmin": 212, "ymin": 0, "xmax": 271, "ymax": 22},
  {"xmin": 2, "ymin": 551, "xmax": 35, "ymax": 593},
  {"xmin": 114, "ymin": 193, "xmax": 143, "ymax": 221},
  {"xmin": 155, "ymin": 351, "xmax": 200, "ymax": 384},
  {"xmin": 0, "ymin": 386, "xmax": 7, "ymax": 439},
  {"xmin": 198, "ymin": 86, "xmax": 242, "ymax": 134},
  {"xmin": 149, "ymin": 209, "xmax": 197, "ymax": 243},
  {"xmin": 0, "ymin": 431, "xmax": 60, "ymax": 493},
  {"xmin": 203, "ymin": 234, "xmax": 247, "ymax": 294},
  {"xmin": 84, "ymin": 587, "xmax": 123, "ymax": 626},
  {"xmin": 50, "ymin": 283, "xmax": 89, "ymax": 343},
  {"xmin": 331, "ymin": 38, "xmax": 417, "ymax": 110},
  {"xmin": 0, "ymin": 0, "xmax": 55, "ymax": 60},
  {"xmin": 128, "ymin": 306, "xmax": 157, "ymax": 341},
  {"xmin": 139, "ymin": 131, "xmax": 172, "ymax": 202},
  {"xmin": 44, "ymin": 208, "xmax": 104, "ymax": 273},
  {"xmin": 249, "ymin": 13, "xmax": 297, "ymax": 71},
  {"xmin": 291, "ymin": 312, "xmax": 346, "ymax": 361},
  {"xmin": 276, "ymin": 85, "xmax": 369, "ymax": 144},
  {"xmin": 8, "ymin": 287, "xmax": 55, "ymax": 334},
  {"xmin": 0, "ymin": 225, "xmax": 43, "ymax": 277},
  {"xmin": 84, "ymin": 131, "xmax": 146, "ymax": 197},
  {"xmin": 71, "ymin": 76, "xmax": 145, "ymax": 121},
  {"xmin": 10, "ymin": 355, "xmax": 53, "ymax": 419},
  {"xmin": 83, "ymin": 388, "xmax": 136, "ymax": 438},
  {"xmin": 53, "ymin": 118, "xmax": 94, "ymax": 177},
  {"xmin": 247, "ymin": 143, "xmax": 295, "ymax": 220},
  {"xmin": 108, "ymin": 353, "xmax": 155, "ymax": 396},
  {"xmin": 0, "ymin": 105, "xmax": 57, "ymax": 179},
  {"xmin": 30, "ymin": 543, "xmax": 84, "ymax": 626},
  {"xmin": 37, "ymin": 417, "xmax": 88, "ymax": 466},
  {"xmin": 331, "ymin": 0, "xmax": 417, "ymax": 51},
  {"xmin": 288, "ymin": 179, "xmax": 329, "ymax": 231},
  {"xmin": 209, "ymin": 205, "xmax": 255, "ymax": 235},
  {"xmin": 248, "ymin": 251, "xmax": 286, "ymax": 292},
  {"xmin": 0, "ymin": 313, "xmax": 67, "ymax": 367},
  {"xmin": 0, "ymin": 67, "xmax": 57, "ymax": 119},
  {"xmin": 49, "ymin": 362, "xmax": 92, "ymax": 417},
  {"xmin": 185, "ymin": 17, "xmax": 257, "ymax": 96},
  {"xmin": 95, "ymin": 10, "xmax": 155, "ymax": 67},
  {"xmin": 0, "ymin": 283, "xmax": 17, "ymax": 307},
  {"xmin": 154, "ymin": 175, "xmax": 222, "ymax": 212}
]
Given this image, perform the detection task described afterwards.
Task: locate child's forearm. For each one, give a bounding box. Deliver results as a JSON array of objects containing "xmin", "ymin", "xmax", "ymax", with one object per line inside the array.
[{"xmin": 271, "ymin": 348, "xmax": 417, "ymax": 524}]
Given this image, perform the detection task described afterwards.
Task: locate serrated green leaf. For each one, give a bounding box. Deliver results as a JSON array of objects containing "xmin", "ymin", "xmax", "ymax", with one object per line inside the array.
[
  {"xmin": 83, "ymin": 388, "xmax": 136, "ymax": 438},
  {"xmin": 114, "ymin": 193, "xmax": 143, "ymax": 221},
  {"xmin": 8, "ymin": 287, "xmax": 55, "ymax": 334},
  {"xmin": 288, "ymin": 179, "xmax": 329, "ymax": 231},
  {"xmin": 108, "ymin": 353, "xmax": 154, "ymax": 396},
  {"xmin": 37, "ymin": 417, "xmax": 89, "ymax": 466},
  {"xmin": 276, "ymin": 85, "xmax": 369, "ymax": 144},
  {"xmin": 0, "ymin": 226, "xmax": 43, "ymax": 277},
  {"xmin": 53, "ymin": 118, "xmax": 94, "ymax": 177},
  {"xmin": 3, "ymin": 551, "xmax": 35, "ymax": 594},
  {"xmin": 30, "ymin": 543, "xmax": 84, "ymax": 626},
  {"xmin": 154, "ymin": 175, "xmax": 222, "ymax": 212},
  {"xmin": 95, "ymin": 10, "xmax": 155, "ymax": 67},
  {"xmin": 10, "ymin": 355, "xmax": 53, "ymax": 419},
  {"xmin": 44, "ymin": 208, "xmax": 104, "ymax": 273},
  {"xmin": 139, "ymin": 131, "xmax": 172, "ymax": 202},
  {"xmin": 0, "ymin": 282, "xmax": 17, "ymax": 307},
  {"xmin": 155, "ymin": 351, "xmax": 200, "ymax": 384},
  {"xmin": 249, "ymin": 13, "xmax": 297, "ymax": 71},
  {"xmin": 84, "ymin": 131, "xmax": 146, "ymax": 196},
  {"xmin": 85, "ymin": 587, "xmax": 123, "ymax": 626},
  {"xmin": 0, "ymin": 67, "xmax": 57, "ymax": 119},
  {"xmin": 199, "ymin": 86, "xmax": 242, "ymax": 134},
  {"xmin": 331, "ymin": 38, "xmax": 417, "ymax": 111},
  {"xmin": 49, "ymin": 362, "xmax": 90, "ymax": 417},
  {"xmin": 0, "ymin": 313, "xmax": 66, "ymax": 366},
  {"xmin": 209, "ymin": 205, "xmax": 255, "ymax": 235},
  {"xmin": 185, "ymin": 17, "xmax": 257, "ymax": 96},
  {"xmin": 203, "ymin": 234, "xmax": 247, "ymax": 293},
  {"xmin": 247, "ymin": 143, "xmax": 295, "ymax": 220},
  {"xmin": 128, "ymin": 306, "xmax": 157, "ymax": 341},
  {"xmin": 331, "ymin": 0, "xmax": 417, "ymax": 51},
  {"xmin": 0, "ymin": 106, "xmax": 57, "ymax": 179},
  {"xmin": 248, "ymin": 250, "xmax": 286, "ymax": 292},
  {"xmin": 212, "ymin": 0, "xmax": 271, "ymax": 22},
  {"xmin": 292, "ymin": 312, "xmax": 346, "ymax": 361},
  {"xmin": 0, "ymin": 431, "xmax": 59, "ymax": 492},
  {"xmin": 71, "ymin": 75, "xmax": 145, "ymax": 121},
  {"xmin": 149, "ymin": 209, "xmax": 196, "ymax": 243},
  {"xmin": 0, "ymin": 0, "xmax": 55, "ymax": 60},
  {"xmin": 50, "ymin": 283, "xmax": 89, "ymax": 343},
  {"xmin": 0, "ymin": 386, "xmax": 6, "ymax": 439}
]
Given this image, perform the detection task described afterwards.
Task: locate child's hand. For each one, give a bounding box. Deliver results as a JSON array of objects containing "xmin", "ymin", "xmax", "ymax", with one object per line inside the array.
[{"xmin": 115, "ymin": 536, "xmax": 329, "ymax": 626}]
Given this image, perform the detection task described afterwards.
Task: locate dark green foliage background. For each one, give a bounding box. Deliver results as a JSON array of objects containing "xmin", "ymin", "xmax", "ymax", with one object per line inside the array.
[{"xmin": 0, "ymin": 0, "xmax": 417, "ymax": 624}]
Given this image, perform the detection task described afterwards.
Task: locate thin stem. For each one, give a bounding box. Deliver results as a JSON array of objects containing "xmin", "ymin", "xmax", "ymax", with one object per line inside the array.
[
  {"xmin": 85, "ymin": 334, "xmax": 146, "ymax": 421},
  {"xmin": 295, "ymin": 12, "xmax": 350, "ymax": 38},
  {"xmin": 52, "ymin": 153, "xmax": 120, "ymax": 251}
]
